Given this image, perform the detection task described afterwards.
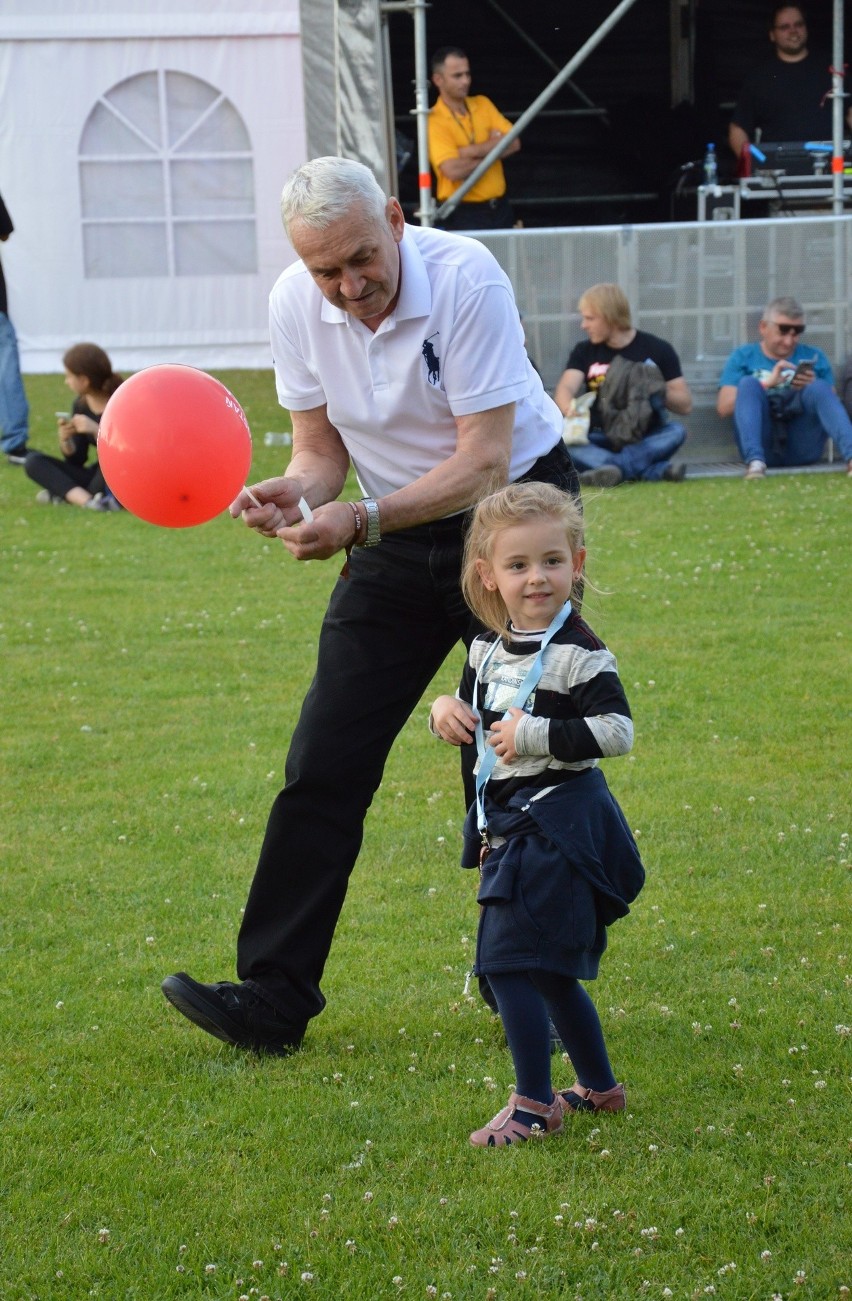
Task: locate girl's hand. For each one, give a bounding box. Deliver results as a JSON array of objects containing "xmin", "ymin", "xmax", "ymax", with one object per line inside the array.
[
  {"xmin": 487, "ymin": 707, "xmax": 524, "ymax": 762},
  {"xmin": 57, "ymin": 418, "xmax": 76, "ymax": 452},
  {"xmin": 70, "ymin": 413, "xmax": 99, "ymax": 437},
  {"xmin": 430, "ymin": 695, "xmax": 479, "ymax": 745}
]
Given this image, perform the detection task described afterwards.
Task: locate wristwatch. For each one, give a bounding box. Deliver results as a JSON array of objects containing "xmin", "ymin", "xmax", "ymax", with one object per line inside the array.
[{"xmin": 360, "ymin": 497, "xmax": 381, "ymax": 547}]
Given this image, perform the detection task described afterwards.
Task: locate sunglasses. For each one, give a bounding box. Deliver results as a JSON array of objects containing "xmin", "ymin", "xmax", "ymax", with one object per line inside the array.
[{"xmin": 771, "ymin": 323, "xmax": 806, "ymax": 336}]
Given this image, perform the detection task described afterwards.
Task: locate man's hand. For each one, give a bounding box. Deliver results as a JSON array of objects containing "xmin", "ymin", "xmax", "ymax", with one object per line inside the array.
[
  {"xmin": 488, "ymin": 707, "xmax": 524, "ymax": 762},
  {"xmin": 764, "ymin": 359, "xmax": 796, "ymax": 390},
  {"xmin": 276, "ymin": 499, "xmax": 358, "ymax": 561},
  {"xmin": 230, "ymin": 477, "xmax": 310, "ymax": 538},
  {"xmin": 430, "ymin": 695, "xmax": 479, "ymax": 745},
  {"xmin": 789, "ymin": 362, "xmax": 815, "ymax": 390}
]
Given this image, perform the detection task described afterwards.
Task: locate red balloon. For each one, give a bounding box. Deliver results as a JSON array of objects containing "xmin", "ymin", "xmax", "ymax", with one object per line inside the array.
[{"xmin": 97, "ymin": 364, "xmax": 253, "ymax": 528}]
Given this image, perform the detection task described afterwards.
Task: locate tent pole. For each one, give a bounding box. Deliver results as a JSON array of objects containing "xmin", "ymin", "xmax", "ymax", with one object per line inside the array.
[
  {"xmin": 831, "ymin": 0, "xmax": 845, "ymax": 215},
  {"xmin": 382, "ymin": 0, "xmax": 434, "ymax": 225}
]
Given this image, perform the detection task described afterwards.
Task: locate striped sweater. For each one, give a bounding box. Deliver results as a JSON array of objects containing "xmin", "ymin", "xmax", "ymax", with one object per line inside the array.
[{"xmin": 461, "ymin": 609, "xmax": 633, "ymax": 804}]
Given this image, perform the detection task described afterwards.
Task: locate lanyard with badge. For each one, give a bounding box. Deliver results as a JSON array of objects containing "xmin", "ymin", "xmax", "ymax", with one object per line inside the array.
[{"xmin": 472, "ymin": 600, "xmax": 572, "ymax": 861}]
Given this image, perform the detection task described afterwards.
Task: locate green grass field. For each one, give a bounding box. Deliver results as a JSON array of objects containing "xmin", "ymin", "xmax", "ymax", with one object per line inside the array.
[{"xmin": 1, "ymin": 370, "xmax": 849, "ymax": 1300}]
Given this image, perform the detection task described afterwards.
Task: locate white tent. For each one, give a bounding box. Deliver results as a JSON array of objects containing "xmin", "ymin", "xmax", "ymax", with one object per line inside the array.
[{"xmin": 1, "ymin": 0, "xmax": 306, "ymax": 373}]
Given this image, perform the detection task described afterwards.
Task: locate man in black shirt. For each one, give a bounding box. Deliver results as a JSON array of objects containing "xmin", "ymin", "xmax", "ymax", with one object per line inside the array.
[
  {"xmin": 728, "ymin": 5, "xmax": 851, "ymax": 159},
  {"xmin": 553, "ymin": 283, "xmax": 692, "ymax": 486}
]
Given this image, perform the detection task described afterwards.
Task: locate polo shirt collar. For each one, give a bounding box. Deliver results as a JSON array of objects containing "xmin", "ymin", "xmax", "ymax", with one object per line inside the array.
[{"xmin": 317, "ymin": 227, "xmax": 431, "ymax": 328}]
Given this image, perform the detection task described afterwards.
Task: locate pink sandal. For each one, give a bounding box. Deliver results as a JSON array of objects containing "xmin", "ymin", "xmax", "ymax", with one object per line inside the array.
[
  {"xmin": 470, "ymin": 1091, "xmax": 564, "ymax": 1147},
  {"xmin": 558, "ymin": 1082, "xmax": 626, "ymax": 1114}
]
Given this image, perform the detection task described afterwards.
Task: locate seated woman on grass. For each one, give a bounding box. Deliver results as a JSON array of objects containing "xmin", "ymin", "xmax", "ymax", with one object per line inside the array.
[{"xmin": 25, "ymin": 343, "xmax": 123, "ymax": 511}]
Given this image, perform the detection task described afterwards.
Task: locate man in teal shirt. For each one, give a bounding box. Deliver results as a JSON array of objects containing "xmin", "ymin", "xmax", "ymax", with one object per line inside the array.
[{"xmin": 717, "ymin": 296, "xmax": 852, "ymax": 479}]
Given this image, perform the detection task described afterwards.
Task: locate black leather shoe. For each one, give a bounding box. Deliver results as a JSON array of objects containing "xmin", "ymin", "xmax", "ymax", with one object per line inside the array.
[{"xmin": 161, "ymin": 972, "xmax": 304, "ymax": 1055}]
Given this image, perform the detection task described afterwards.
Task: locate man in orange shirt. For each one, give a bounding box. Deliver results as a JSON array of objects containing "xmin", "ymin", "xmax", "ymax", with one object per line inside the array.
[{"xmin": 428, "ymin": 46, "xmax": 520, "ymax": 231}]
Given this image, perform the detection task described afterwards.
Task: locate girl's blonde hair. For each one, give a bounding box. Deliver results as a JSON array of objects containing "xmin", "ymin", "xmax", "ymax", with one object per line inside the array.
[{"xmin": 461, "ymin": 482, "xmax": 585, "ymax": 635}]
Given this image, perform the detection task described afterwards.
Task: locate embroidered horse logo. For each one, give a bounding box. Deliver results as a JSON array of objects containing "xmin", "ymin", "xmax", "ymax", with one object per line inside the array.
[{"xmin": 422, "ymin": 332, "xmax": 441, "ymax": 385}]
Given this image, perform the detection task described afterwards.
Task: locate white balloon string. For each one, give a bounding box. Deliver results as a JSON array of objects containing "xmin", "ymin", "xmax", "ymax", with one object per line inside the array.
[{"xmin": 243, "ymin": 486, "xmax": 312, "ymax": 523}]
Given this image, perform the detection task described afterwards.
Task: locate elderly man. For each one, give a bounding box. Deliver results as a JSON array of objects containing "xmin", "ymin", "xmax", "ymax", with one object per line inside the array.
[
  {"xmin": 717, "ymin": 295, "xmax": 852, "ymax": 479},
  {"xmin": 161, "ymin": 156, "xmax": 578, "ymax": 1054},
  {"xmin": 428, "ymin": 46, "xmax": 520, "ymax": 230},
  {"xmin": 728, "ymin": 5, "xmax": 852, "ymax": 159}
]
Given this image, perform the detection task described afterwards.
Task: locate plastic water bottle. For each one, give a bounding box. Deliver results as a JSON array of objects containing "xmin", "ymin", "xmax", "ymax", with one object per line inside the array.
[
  {"xmin": 703, "ymin": 143, "xmax": 718, "ymax": 187},
  {"xmin": 263, "ymin": 431, "xmax": 292, "ymax": 447}
]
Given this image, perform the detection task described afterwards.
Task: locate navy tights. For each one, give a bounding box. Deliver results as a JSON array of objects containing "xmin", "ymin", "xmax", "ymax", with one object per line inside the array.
[{"xmin": 488, "ymin": 970, "xmax": 617, "ymax": 1105}]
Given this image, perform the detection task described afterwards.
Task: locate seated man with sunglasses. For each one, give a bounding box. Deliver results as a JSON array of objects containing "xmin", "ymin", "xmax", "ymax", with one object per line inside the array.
[{"xmin": 717, "ymin": 296, "xmax": 852, "ymax": 479}]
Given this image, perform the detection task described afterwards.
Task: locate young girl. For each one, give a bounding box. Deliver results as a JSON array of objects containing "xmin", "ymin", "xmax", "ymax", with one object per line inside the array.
[
  {"xmin": 25, "ymin": 342, "xmax": 123, "ymax": 510},
  {"xmin": 431, "ymin": 482, "xmax": 644, "ymax": 1147}
]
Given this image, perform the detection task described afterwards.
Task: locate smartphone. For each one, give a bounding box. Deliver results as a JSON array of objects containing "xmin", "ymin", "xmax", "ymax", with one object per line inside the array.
[{"xmin": 793, "ymin": 357, "xmax": 817, "ymax": 379}]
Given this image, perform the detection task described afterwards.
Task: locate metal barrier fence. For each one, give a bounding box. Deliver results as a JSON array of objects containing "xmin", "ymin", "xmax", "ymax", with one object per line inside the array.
[{"xmin": 477, "ymin": 214, "xmax": 852, "ymax": 457}]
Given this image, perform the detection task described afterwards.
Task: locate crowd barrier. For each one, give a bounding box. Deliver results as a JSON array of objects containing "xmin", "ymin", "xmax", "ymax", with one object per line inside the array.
[{"xmin": 478, "ymin": 214, "xmax": 852, "ymax": 461}]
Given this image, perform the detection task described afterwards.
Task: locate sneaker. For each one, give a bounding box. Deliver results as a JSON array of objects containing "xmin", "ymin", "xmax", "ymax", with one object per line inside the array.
[
  {"xmin": 161, "ymin": 971, "xmax": 305, "ymax": 1055},
  {"xmin": 35, "ymin": 489, "xmax": 65, "ymax": 505},
  {"xmin": 85, "ymin": 493, "xmax": 122, "ymax": 512},
  {"xmin": 578, "ymin": 465, "xmax": 623, "ymax": 488},
  {"xmin": 744, "ymin": 460, "xmax": 767, "ymax": 480},
  {"xmin": 6, "ymin": 445, "xmax": 29, "ymax": 465},
  {"xmin": 662, "ymin": 462, "xmax": 687, "ymax": 482}
]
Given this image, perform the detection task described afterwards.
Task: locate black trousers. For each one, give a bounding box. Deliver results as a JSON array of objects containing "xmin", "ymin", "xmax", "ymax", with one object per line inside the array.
[
  {"xmin": 25, "ymin": 451, "xmax": 106, "ymax": 499},
  {"xmin": 438, "ymin": 195, "xmax": 515, "ymax": 231},
  {"xmin": 237, "ymin": 442, "xmax": 579, "ymax": 1026}
]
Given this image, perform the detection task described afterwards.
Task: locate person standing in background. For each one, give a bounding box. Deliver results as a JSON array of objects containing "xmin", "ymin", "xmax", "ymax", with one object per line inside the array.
[
  {"xmin": 428, "ymin": 47, "xmax": 520, "ymax": 231},
  {"xmin": 0, "ymin": 189, "xmax": 30, "ymax": 465}
]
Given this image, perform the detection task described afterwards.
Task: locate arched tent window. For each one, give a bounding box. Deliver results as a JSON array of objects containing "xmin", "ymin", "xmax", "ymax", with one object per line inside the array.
[{"xmin": 79, "ymin": 70, "xmax": 258, "ymax": 278}]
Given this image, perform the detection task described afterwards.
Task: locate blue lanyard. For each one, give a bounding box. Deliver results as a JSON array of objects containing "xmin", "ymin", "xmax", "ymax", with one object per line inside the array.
[{"xmin": 473, "ymin": 600, "xmax": 572, "ymax": 833}]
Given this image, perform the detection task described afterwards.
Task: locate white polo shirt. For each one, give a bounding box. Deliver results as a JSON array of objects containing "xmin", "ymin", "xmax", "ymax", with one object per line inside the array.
[{"xmin": 268, "ymin": 224, "xmax": 562, "ymax": 501}]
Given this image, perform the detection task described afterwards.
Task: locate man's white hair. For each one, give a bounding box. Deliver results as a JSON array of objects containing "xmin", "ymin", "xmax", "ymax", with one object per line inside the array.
[{"xmin": 280, "ymin": 156, "xmax": 389, "ymax": 236}]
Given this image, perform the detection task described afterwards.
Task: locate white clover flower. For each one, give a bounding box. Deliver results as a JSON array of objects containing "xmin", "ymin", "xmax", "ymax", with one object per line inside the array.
[
  {"xmin": 761, "ymin": 1250, "xmax": 772, "ymax": 1261},
  {"xmin": 301, "ymin": 1271, "xmax": 314, "ymax": 1283},
  {"xmin": 97, "ymin": 1228, "xmax": 110, "ymax": 1244},
  {"xmin": 204, "ymin": 1264, "xmax": 216, "ymax": 1274}
]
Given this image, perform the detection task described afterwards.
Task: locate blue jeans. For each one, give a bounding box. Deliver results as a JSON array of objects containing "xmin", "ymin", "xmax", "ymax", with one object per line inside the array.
[
  {"xmin": 733, "ymin": 376, "xmax": 852, "ymax": 466},
  {"xmin": 0, "ymin": 312, "xmax": 29, "ymax": 452},
  {"xmin": 567, "ymin": 421, "xmax": 686, "ymax": 482}
]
